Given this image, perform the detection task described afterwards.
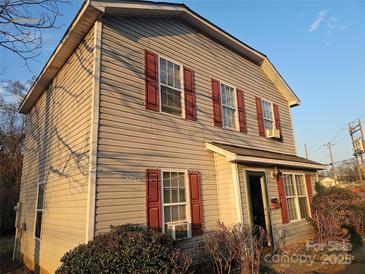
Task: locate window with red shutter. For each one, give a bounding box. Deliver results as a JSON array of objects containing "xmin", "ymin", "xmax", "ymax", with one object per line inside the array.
[
  {"xmin": 147, "ymin": 168, "xmax": 203, "ymax": 238},
  {"xmin": 189, "ymin": 172, "xmax": 203, "ymax": 236},
  {"xmin": 211, "ymin": 79, "xmax": 222, "ymax": 127},
  {"xmin": 255, "ymin": 97, "xmax": 265, "ymax": 136},
  {"xmin": 144, "ymin": 50, "xmax": 159, "ymax": 111},
  {"xmin": 146, "ymin": 169, "xmax": 162, "ymax": 230},
  {"xmin": 281, "ymin": 174, "xmax": 312, "ymax": 222},
  {"xmin": 183, "ymin": 67, "xmax": 196, "ymax": 120},
  {"xmin": 236, "ymin": 89, "xmax": 247, "ymax": 133}
]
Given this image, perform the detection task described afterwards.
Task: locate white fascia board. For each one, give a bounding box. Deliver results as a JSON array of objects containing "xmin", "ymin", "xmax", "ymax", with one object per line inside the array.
[
  {"xmin": 205, "ymin": 143, "xmax": 236, "ymax": 161},
  {"xmin": 234, "ymin": 155, "xmax": 325, "ymax": 170}
]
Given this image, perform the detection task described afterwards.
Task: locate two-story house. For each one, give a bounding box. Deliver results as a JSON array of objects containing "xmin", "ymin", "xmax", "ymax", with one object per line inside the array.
[{"xmin": 16, "ymin": 1, "xmax": 324, "ymax": 273}]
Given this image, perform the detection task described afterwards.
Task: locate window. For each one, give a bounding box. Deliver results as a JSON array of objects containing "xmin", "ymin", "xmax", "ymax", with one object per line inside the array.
[
  {"xmin": 34, "ymin": 181, "xmax": 45, "ymax": 239},
  {"xmin": 159, "ymin": 58, "xmax": 183, "ymax": 116},
  {"xmin": 262, "ymin": 100, "xmax": 274, "ymax": 130},
  {"xmin": 221, "ymin": 83, "xmax": 237, "ymax": 129},
  {"xmin": 162, "ymin": 171, "xmax": 189, "ymax": 240},
  {"xmin": 284, "ymin": 174, "xmax": 310, "ymax": 221}
]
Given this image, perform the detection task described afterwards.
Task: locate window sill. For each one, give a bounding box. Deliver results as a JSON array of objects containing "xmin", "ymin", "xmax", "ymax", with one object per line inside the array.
[
  {"xmin": 262, "ymin": 135, "xmax": 283, "ymax": 142},
  {"xmin": 222, "ymin": 126, "xmax": 239, "ymax": 132},
  {"xmin": 160, "ymin": 109, "xmax": 186, "ymax": 120}
]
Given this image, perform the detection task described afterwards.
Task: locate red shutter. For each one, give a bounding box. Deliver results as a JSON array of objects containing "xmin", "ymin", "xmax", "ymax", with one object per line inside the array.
[
  {"xmin": 183, "ymin": 67, "xmax": 196, "ymax": 120},
  {"xmin": 211, "ymin": 79, "xmax": 222, "ymax": 127},
  {"xmin": 236, "ymin": 89, "xmax": 247, "ymax": 133},
  {"xmin": 305, "ymin": 175, "xmax": 313, "ymax": 214},
  {"xmin": 144, "ymin": 50, "xmax": 159, "ymax": 111},
  {"xmin": 189, "ymin": 172, "xmax": 203, "ymax": 236},
  {"xmin": 255, "ymin": 96, "xmax": 265, "ymax": 137},
  {"xmin": 273, "ymin": 103, "xmax": 281, "ymax": 133},
  {"xmin": 146, "ymin": 169, "xmax": 162, "ymax": 230},
  {"xmin": 277, "ymin": 175, "xmax": 289, "ymax": 224}
]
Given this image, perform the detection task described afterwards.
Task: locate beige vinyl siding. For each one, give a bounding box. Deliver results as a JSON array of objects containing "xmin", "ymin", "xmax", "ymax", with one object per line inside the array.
[
  {"xmin": 214, "ymin": 153, "xmax": 237, "ymax": 226},
  {"xmin": 18, "ymin": 27, "xmax": 94, "ymax": 273},
  {"xmin": 95, "ymin": 15, "xmax": 297, "ymax": 234}
]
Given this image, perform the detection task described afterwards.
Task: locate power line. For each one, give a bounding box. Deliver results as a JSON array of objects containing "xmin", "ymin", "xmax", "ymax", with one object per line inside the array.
[{"xmin": 308, "ymin": 114, "xmax": 364, "ymax": 159}]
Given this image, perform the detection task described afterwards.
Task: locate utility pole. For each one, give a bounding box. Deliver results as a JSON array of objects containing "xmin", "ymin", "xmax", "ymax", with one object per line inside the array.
[
  {"xmin": 304, "ymin": 144, "xmax": 309, "ymax": 159},
  {"xmin": 327, "ymin": 142, "xmax": 335, "ymax": 169},
  {"xmin": 349, "ymin": 119, "xmax": 365, "ymax": 184},
  {"xmin": 326, "ymin": 142, "xmax": 336, "ymax": 183}
]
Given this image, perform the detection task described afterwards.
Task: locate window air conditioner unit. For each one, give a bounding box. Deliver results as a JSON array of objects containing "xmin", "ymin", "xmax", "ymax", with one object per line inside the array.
[
  {"xmin": 167, "ymin": 222, "xmax": 188, "ymax": 240},
  {"xmin": 266, "ymin": 129, "xmax": 281, "ymax": 139}
]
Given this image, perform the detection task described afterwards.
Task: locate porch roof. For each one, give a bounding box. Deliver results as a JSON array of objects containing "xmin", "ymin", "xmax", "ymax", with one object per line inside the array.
[{"xmin": 206, "ymin": 142, "xmax": 325, "ymax": 170}]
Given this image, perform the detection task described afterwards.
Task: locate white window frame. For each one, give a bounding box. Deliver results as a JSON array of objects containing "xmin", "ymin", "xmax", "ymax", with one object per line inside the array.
[
  {"xmin": 283, "ymin": 173, "xmax": 311, "ymax": 222},
  {"xmin": 220, "ymin": 81, "xmax": 239, "ymax": 131},
  {"xmin": 33, "ymin": 180, "xmax": 45, "ymax": 240},
  {"xmin": 158, "ymin": 55, "xmax": 185, "ymax": 118},
  {"xmin": 261, "ymin": 99, "xmax": 276, "ymax": 132},
  {"xmin": 160, "ymin": 169, "xmax": 192, "ymax": 239}
]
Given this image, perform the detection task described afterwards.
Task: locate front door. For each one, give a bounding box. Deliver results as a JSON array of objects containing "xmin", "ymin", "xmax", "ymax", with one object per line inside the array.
[{"xmin": 247, "ymin": 171, "xmax": 272, "ymax": 246}]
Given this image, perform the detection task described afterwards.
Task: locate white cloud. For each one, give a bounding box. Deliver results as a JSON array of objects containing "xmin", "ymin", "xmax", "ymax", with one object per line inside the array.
[
  {"xmin": 327, "ymin": 17, "xmax": 337, "ymax": 34},
  {"xmin": 309, "ymin": 8, "xmax": 330, "ymax": 32}
]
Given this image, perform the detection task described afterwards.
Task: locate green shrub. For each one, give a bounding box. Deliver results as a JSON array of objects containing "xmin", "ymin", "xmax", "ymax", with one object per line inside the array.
[
  {"xmin": 311, "ymin": 183, "xmax": 365, "ymax": 243},
  {"xmin": 56, "ymin": 224, "xmax": 191, "ymax": 274}
]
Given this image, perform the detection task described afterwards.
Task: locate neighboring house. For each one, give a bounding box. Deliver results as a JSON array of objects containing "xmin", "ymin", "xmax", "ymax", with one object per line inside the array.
[
  {"xmin": 319, "ymin": 176, "xmax": 355, "ymax": 188},
  {"xmin": 319, "ymin": 177, "xmax": 337, "ymax": 187},
  {"xmin": 16, "ymin": 1, "xmax": 324, "ymax": 273}
]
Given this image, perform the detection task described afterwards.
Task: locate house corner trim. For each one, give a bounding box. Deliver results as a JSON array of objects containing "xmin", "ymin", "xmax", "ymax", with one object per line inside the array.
[{"xmin": 86, "ymin": 19, "xmax": 102, "ymax": 243}]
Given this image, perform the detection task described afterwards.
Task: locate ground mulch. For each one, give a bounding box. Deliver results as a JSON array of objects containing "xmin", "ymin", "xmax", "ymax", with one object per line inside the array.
[{"xmin": 0, "ymin": 235, "xmax": 31, "ymax": 274}]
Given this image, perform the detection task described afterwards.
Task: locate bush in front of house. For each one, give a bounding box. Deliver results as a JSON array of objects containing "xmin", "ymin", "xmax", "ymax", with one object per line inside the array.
[
  {"xmin": 56, "ymin": 224, "xmax": 192, "ymax": 274},
  {"xmin": 310, "ymin": 183, "xmax": 365, "ymax": 243},
  {"xmin": 202, "ymin": 222, "xmax": 266, "ymax": 274}
]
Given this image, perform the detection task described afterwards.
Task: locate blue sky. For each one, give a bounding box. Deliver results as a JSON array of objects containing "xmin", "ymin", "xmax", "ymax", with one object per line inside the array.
[{"xmin": 1, "ymin": 0, "xmax": 364, "ymax": 165}]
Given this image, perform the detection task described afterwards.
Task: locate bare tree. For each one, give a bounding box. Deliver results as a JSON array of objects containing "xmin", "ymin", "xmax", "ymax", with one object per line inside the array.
[
  {"xmin": 0, "ymin": 79, "xmax": 30, "ymax": 235},
  {"xmin": 335, "ymin": 158, "xmax": 364, "ymax": 183},
  {"xmin": 0, "ymin": 0, "xmax": 70, "ymax": 69}
]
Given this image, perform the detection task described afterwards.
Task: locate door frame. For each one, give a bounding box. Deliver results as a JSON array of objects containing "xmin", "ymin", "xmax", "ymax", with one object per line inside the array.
[{"xmin": 245, "ymin": 169, "xmax": 273, "ymax": 246}]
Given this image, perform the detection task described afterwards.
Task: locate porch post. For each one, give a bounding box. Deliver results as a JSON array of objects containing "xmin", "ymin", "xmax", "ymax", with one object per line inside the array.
[{"xmin": 231, "ymin": 163, "xmax": 243, "ymax": 224}]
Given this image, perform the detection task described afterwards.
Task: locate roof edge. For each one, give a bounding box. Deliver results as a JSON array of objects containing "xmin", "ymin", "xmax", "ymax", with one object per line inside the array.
[
  {"xmin": 18, "ymin": 1, "xmax": 102, "ymax": 113},
  {"xmin": 206, "ymin": 142, "xmax": 325, "ymax": 170},
  {"xmin": 19, "ymin": 0, "xmax": 301, "ymax": 113}
]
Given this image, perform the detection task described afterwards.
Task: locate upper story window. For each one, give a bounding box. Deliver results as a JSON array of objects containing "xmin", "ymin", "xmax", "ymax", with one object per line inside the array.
[
  {"xmin": 221, "ymin": 83, "xmax": 237, "ymax": 129},
  {"xmin": 262, "ymin": 100, "xmax": 274, "ymax": 130},
  {"xmin": 284, "ymin": 174, "xmax": 310, "ymax": 221},
  {"xmin": 159, "ymin": 58, "xmax": 183, "ymax": 116}
]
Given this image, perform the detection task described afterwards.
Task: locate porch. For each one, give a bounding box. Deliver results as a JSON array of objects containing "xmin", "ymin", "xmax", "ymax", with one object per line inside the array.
[{"xmin": 207, "ymin": 142, "xmax": 325, "ymax": 247}]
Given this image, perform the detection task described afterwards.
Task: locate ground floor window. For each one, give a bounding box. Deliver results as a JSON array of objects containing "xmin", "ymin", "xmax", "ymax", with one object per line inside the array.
[
  {"xmin": 284, "ymin": 174, "xmax": 310, "ymax": 221},
  {"xmin": 34, "ymin": 181, "xmax": 45, "ymax": 239},
  {"xmin": 161, "ymin": 171, "xmax": 190, "ymax": 240}
]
